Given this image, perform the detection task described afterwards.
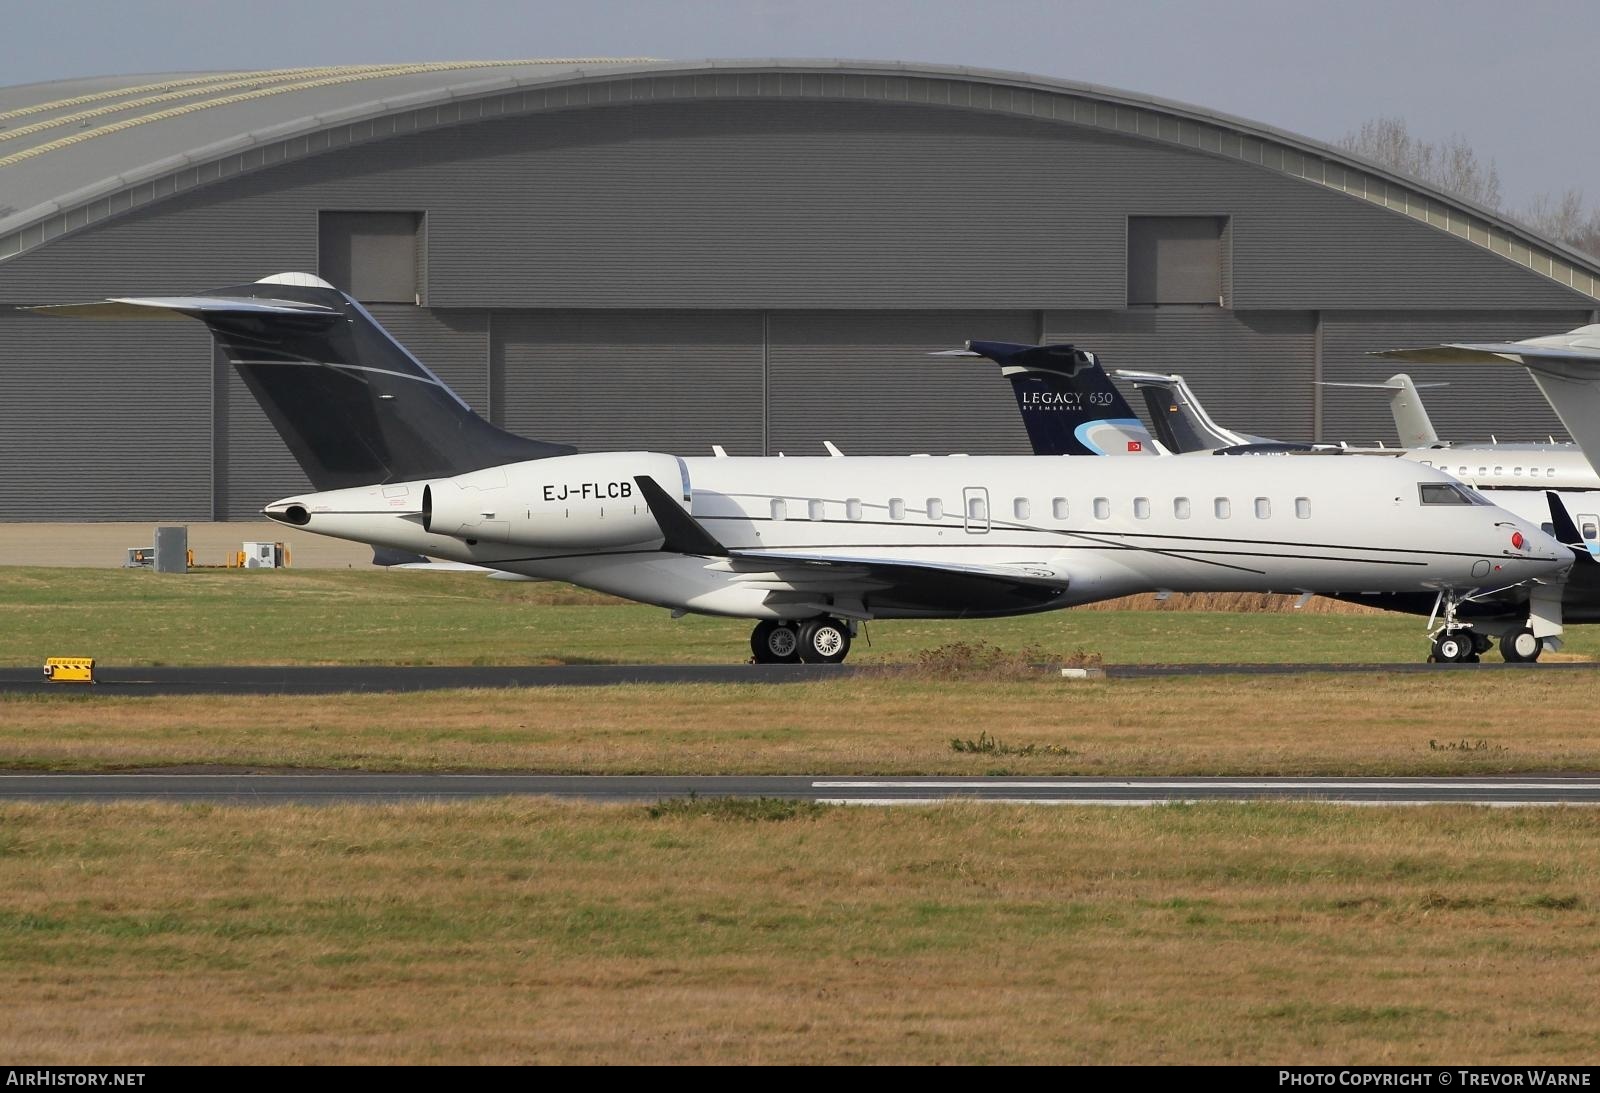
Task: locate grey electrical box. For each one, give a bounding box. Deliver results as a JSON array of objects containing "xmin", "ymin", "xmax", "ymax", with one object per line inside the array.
[{"xmin": 153, "ymin": 526, "xmax": 188, "ymax": 574}]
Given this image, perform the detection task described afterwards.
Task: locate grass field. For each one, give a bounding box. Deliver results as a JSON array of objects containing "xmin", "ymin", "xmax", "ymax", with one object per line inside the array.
[
  {"xmin": 4, "ymin": 568, "xmax": 1599, "ymax": 1065},
  {"xmin": 4, "ymin": 567, "xmax": 1600, "ymax": 777},
  {"xmin": 3, "ymin": 565, "xmax": 1599, "ymax": 666},
  {"xmin": 2, "ymin": 800, "xmax": 1597, "ymax": 1065},
  {"xmin": 5, "ymin": 672, "xmax": 1600, "ymax": 775}
]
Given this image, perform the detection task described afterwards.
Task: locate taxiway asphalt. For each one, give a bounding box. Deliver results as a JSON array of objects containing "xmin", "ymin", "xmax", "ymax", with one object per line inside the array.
[{"xmin": 2, "ymin": 774, "xmax": 1597, "ymax": 806}]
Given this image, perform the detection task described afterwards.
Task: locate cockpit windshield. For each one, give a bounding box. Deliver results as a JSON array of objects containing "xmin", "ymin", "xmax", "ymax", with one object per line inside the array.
[{"xmin": 1418, "ymin": 482, "xmax": 1489, "ymax": 506}]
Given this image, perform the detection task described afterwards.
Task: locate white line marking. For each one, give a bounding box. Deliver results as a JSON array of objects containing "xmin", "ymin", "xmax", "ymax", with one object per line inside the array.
[
  {"xmin": 811, "ymin": 780, "xmax": 1600, "ymax": 790},
  {"xmin": 817, "ymin": 798, "xmax": 1596, "ymax": 808}
]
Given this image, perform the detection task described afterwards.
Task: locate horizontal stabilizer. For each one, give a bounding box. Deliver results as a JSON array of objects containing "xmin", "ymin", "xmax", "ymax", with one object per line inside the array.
[
  {"xmin": 634, "ymin": 475, "xmax": 728, "ymax": 557},
  {"xmin": 1319, "ymin": 379, "xmax": 1448, "ymax": 390},
  {"xmin": 26, "ymin": 296, "xmax": 338, "ymax": 321}
]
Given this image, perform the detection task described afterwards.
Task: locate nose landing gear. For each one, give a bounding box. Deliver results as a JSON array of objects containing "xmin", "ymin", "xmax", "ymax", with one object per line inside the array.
[{"xmin": 1427, "ymin": 588, "xmax": 1480, "ymax": 663}]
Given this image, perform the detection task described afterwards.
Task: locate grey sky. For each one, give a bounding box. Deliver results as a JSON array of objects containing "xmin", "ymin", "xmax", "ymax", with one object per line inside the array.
[{"xmin": 3, "ymin": 0, "xmax": 1594, "ymax": 212}]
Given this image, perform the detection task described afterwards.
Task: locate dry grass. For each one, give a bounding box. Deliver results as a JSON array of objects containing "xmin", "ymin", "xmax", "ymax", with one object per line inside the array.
[
  {"xmin": 0, "ymin": 800, "xmax": 1596, "ymax": 1064},
  {"xmin": 1083, "ymin": 591, "xmax": 1388, "ymax": 614},
  {"xmin": 4, "ymin": 672, "xmax": 1600, "ymax": 775}
]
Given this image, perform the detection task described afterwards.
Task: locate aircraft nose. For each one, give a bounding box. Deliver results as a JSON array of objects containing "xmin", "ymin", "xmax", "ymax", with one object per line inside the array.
[{"xmin": 1506, "ymin": 522, "xmax": 1570, "ymax": 572}]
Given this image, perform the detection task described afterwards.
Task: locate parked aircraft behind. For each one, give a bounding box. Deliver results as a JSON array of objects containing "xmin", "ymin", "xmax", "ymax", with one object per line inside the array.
[
  {"xmin": 968, "ymin": 340, "xmax": 1596, "ymax": 659},
  {"xmin": 29, "ymin": 276, "xmax": 1570, "ymax": 665},
  {"xmin": 1121, "ymin": 368, "xmax": 1596, "ymax": 491}
]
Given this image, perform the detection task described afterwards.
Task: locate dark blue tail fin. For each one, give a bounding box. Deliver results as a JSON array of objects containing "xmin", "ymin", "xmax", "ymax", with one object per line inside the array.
[
  {"xmin": 33, "ymin": 273, "xmax": 574, "ymax": 490},
  {"xmin": 963, "ymin": 341, "xmax": 1158, "ymax": 456}
]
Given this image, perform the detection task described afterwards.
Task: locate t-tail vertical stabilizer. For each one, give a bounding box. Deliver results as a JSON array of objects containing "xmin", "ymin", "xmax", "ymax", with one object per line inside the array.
[
  {"xmin": 27, "ymin": 272, "xmax": 575, "ymax": 490},
  {"xmin": 939, "ymin": 341, "xmax": 1160, "ymax": 456}
]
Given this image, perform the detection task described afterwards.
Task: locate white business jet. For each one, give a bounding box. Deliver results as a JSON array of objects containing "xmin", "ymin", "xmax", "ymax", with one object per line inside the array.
[{"xmin": 29, "ymin": 276, "xmax": 1569, "ymax": 665}]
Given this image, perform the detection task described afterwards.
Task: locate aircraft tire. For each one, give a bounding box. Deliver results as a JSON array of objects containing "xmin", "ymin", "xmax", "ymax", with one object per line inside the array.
[
  {"xmin": 1432, "ymin": 631, "xmax": 1475, "ymax": 663},
  {"xmin": 750, "ymin": 621, "xmax": 801, "ymax": 664},
  {"xmin": 797, "ymin": 618, "xmax": 851, "ymax": 664},
  {"xmin": 1500, "ymin": 627, "xmax": 1543, "ymax": 663}
]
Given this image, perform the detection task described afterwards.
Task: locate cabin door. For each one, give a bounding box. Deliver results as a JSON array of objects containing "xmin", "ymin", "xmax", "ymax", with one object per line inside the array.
[{"xmin": 963, "ymin": 487, "xmax": 990, "ymax": 534}]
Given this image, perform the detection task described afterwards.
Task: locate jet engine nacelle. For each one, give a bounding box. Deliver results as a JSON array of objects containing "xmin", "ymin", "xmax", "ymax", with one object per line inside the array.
[{"xmin": 422, "ymin": 451, "xmax": 687, "ymax": 548}]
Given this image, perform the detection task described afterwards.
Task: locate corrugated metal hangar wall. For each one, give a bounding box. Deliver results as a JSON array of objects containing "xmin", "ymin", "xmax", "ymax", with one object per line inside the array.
[{"xmin": 1, "ymin": 94, "xmax": 1594, "ymax": 519}]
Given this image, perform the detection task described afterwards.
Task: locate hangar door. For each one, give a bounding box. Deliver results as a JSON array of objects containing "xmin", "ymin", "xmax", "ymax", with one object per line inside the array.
[{"xmin": 765, "ymin": 311, "xmax": 1040, "ymax": 457}]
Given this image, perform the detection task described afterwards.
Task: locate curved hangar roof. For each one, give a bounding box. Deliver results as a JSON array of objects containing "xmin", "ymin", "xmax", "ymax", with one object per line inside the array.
[{"xmin": 3, "ymin": 57, "xmax": 1598, "ymax": 300}]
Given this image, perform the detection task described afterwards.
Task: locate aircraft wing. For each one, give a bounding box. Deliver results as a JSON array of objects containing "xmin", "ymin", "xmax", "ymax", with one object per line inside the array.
[
  {"xmin": 1376, "ymin": 342, "xmax": 1600, "ymax": 365},
  {"xmin": 633, "ymin": 473, "xmax": 1070, "ymax": 614},
  {"xmin": 24, "ymin": 296, "xmax": 339, "ymax": 321},
  {"xmin": 1375, "ymin": 334, "xmax": 1600, "ymax": 473},
  {"xmin": 715, "ymin": 550, "xmax": 1071, "ymax": 615}
]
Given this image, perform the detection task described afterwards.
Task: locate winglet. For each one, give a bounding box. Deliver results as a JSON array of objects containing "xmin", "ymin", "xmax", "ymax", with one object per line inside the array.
[{"xmin": 634, "ymin": 475, "xmax": 728, "ymax": 557}]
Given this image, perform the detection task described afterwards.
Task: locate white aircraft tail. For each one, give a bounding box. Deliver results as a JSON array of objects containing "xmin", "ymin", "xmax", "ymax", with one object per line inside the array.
[
  {"xmin": 1376, "ymin": 326, "xmax": 1600, "ymax": 470},
  {"xmin": 1320, "ymin": 373, "xmax": 1446, "ymax": 447}
]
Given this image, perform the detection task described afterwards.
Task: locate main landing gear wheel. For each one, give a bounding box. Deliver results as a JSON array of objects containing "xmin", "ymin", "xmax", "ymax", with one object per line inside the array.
[
  {"xmin": 750, "ymin": 621, "xmax": 801, "ymax": 664},
  {"xmin": 797, "ymin": 617, "xmax": 852, "ymax": 664},
  {"xmin": 1431, "ymin": 629, "xmax": 1478, "ymax": 664},
  {"xmin": 1500, "ymin": 627, "xmax": 1544, "ymax": 663}
]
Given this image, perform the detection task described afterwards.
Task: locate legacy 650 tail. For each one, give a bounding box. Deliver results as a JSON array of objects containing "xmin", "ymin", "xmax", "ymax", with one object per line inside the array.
[{"xmin": 31, "ymin": 275, "xmax": 1571, "ymax": 664}]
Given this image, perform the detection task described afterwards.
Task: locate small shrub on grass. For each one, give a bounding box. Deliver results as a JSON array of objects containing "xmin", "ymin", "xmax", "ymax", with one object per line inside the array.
[
  {"xmin": 871, "ymin": 640, "xmax": 1102, "ymax": 681},
  {"xmin": 646, "ymin": 796, "xmax": 829, "ymax": 822},
  {"xmin": 949, "ymin": 731, "xmax": 1075, "ymax": 757},
  {"xmin": 1428, "ymin": 739, "xmax": 1506, "ymax": 753}
]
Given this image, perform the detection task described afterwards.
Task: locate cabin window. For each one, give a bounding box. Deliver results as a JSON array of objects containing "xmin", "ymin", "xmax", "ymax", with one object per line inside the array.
[
  {"xmin": 1093, "ymin": 497, "xmax": 1111, "ymax": 520},
  {"xmin": 1254, "ymin": 497, "xmax": 1271, "ymax": 520},
  {"xmin": 808, "ymin": 500, "xmax": 826, "ymax": 521},
  {"xmin": 889, "ymin": 497, "xmax": 906, "ymax": 521},
  {"xmin": 1419, "ymin": 483, "xmax": 1474, "ymax": 505},
  {"xmin": 1214, "ymin": 497, "xmax": 1231, "ymax": 519},
  {"xmin": 1052, "ymin": 498, "xmax": 1069, "ymax": 520},
  {"xmin": 927, "ymin": 499, "xmax": 944, "ymax": 521},
  {"xmin": 1458, "ymin": 467, "xmax": 1468, "ymax": 477},
  {"xmin": 1478, "ymin": 467, "xmax": 1488, "ymax": 477},
  {"xmin": 1583, "ymin": 520, "xmax": 1599, "ymax": 541},
  {"xmin": 968, "ymin": 495, "xmax": 988, "ymax": 522},
  {"xmin": 1014, "ymin": 498, "xmax": 1030, "ymax": 521},
  {"xmin": 1527, "ymin": 467, "xmax": 1538, "ymax": 478},
  {"xmin": 1133, "ymin": 497, "xmax": 1151, "ymax": 520},
  {"xmin": 1174, "ymin": 497, "xmax": 1191, "ymax": 519},
  {"xmin": 1295, "ymin": 497, "xmax": 1311, "ymax": 519},
  {"xmin": 846, "ymin": 498, "xmax": 863, "ymax": 521},
  {"xmin": 1514, "ymin": 466, "xmax": 1523, "ymax": 477},
  {"xmin": 1548, "ymin": 467, "xmax": 1558, "ymax": 477},
  {"xmin": 770, "ymin": 499, "xmax": 788, "ymax": 521},
  {"xmin": 1494, "ymin": 465, "xmax": 1504, "ymax": 476}
]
